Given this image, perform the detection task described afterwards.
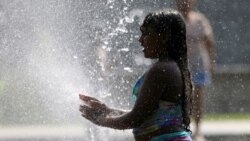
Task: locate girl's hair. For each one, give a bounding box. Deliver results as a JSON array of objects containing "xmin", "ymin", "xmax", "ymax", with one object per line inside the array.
[{"xmin": 141, "ymin": 9, "xmax": 193, "ymax": 132}]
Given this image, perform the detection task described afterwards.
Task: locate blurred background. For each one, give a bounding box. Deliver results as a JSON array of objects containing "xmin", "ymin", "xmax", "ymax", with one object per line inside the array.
[{"xmin": 0, "ymin": 0, "xmax": 249, "ymax": 141}]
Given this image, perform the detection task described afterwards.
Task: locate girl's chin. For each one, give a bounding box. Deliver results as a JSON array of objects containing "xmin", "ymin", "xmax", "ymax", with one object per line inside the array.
[
  {"xmin": 143, "ymin": 54, "xmax": 155, "ymax": 59},
  {"xmin": 144, "ymin": 53, "xmax": 158, "ymax": 59}
]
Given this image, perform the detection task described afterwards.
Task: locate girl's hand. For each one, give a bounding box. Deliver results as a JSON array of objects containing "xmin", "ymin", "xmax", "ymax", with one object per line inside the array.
[{"xmin": 79, "ymin": 94, "xmax": 110, "ymax": 123}]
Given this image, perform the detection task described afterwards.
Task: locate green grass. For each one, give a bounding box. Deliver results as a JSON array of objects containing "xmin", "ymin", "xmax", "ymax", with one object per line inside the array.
[{"xmin": 203, "ymin": 113, "xmax": 250, "ymax": 121}]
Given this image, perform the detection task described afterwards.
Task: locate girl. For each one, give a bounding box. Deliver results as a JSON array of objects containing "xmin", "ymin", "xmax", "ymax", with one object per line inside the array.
[{"xmin": 79, "ymin": 9, "xmax": 193, "ymax": 141}]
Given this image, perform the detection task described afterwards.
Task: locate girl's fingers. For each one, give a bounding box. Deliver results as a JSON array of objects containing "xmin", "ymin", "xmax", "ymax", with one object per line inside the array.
[
  {"xmin": 80, "ymin": 105, "xmax": 100, "ymax": 122},
  {"xmin": 81, "ymin": 113, "xmax": 92, "ymax": 121},
  {"xmin": 88, "ymin": 100, "xmax": 102, "ymax": 107},
  {"xmin": 79, "ymin": 105, "xmax": 91, "ymax": 113},
  {"xmin": 79, "ymin": 94, "xmax": 90, "ymax": 101},
  {"xmin": 79, "ymin": 94, "xmax": 99, "ymax": 102}
]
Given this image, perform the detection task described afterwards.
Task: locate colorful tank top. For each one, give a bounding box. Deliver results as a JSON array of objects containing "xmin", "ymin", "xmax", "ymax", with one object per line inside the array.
[{"xmin": 131, "ymin": 75, "xmax": 184, "ymax": 137}]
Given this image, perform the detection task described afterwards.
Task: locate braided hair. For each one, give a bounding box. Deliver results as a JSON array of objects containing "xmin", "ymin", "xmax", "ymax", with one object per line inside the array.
[{"xmin": 141, "ymin": 9, "xmax": 193, "ymax": 132}]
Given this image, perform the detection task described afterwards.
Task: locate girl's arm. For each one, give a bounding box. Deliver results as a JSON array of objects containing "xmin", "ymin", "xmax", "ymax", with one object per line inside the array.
[{"xmin": 81, "ymin": 62, "xmax": 179, "ymax": 129}]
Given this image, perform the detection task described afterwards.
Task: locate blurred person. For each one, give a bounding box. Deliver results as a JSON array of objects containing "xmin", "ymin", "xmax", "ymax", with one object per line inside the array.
[
  {"xmin": 79, "ymin": 9, "xmax": 193, "ymax": 141},
  {"xmin": 175, "ymin": 0, "xmax": 216, "ymax": 141}
]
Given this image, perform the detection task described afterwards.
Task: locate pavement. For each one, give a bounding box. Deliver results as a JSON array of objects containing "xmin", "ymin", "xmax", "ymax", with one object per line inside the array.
[
  {"xmin": 0, "ymin": 120, "xmax": 249, "ymax": 140},
  {"xmin": 195, "ymin": 120, "xmax": 250, "ymax": 136}
]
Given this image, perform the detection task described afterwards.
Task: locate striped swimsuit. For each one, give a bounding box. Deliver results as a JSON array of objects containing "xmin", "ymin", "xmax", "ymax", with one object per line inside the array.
[{"xmin": 132, "ymin": 75, "xmax": 192, "ymax": 141}]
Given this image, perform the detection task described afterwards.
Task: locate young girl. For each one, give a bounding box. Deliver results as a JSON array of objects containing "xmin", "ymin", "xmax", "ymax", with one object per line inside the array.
[{"xmin": 79, "ymin": 9, "xmax": 193, "ymax": 141}]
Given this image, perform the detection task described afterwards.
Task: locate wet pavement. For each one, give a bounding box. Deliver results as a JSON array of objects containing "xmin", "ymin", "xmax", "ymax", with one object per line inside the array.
[{"xmin": 0, "ymin": 121, "xmax": 250, "ymax": 141}]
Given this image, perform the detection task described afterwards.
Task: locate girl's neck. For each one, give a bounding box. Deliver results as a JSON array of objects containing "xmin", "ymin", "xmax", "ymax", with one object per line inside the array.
[{"xmin": 159, "ymin": 56, "xmax": 171, "ymax": 62}]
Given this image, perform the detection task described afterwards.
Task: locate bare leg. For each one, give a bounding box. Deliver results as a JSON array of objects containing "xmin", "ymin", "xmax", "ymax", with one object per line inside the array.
[{"xmin": 192, "ymin": 85, "xmax": 206, "ymax": 141}]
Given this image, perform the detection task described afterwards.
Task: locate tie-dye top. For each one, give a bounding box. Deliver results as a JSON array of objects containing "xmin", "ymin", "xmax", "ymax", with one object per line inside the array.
[{"xmin": 132, "ymin": 75, "xmax": 183, "ymax": 137}]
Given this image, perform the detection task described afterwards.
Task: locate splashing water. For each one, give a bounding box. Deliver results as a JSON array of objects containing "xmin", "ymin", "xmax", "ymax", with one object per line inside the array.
[{"xmin": 0, "ymin": 0, "xmax": 173, "ymax": 140}]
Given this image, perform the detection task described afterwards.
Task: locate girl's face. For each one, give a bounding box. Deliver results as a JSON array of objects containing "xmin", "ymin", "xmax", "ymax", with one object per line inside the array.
[{"xmin": 139, "ymin": 26, "xmax": 167, "ymax": 59}]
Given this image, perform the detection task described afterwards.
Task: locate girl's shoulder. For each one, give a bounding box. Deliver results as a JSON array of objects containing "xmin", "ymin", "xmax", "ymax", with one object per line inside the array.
[{"xmin": 145, "ymin": 60, "xmax": 181, "ymax": 81}]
